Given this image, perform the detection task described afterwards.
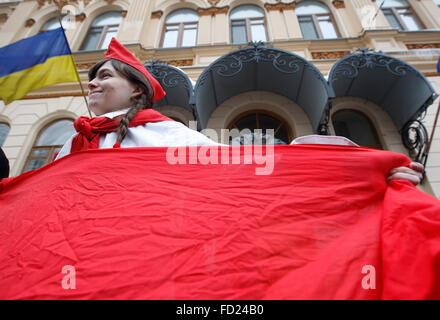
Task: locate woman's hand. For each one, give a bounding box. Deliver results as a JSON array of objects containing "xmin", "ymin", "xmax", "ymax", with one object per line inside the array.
[{"xmin": 386, "ymin": 162, "xmax": 425, "ymax": 185}]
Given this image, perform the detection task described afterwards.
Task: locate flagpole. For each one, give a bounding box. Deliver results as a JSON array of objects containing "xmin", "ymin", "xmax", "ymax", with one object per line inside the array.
[{"xmin": 57, "ymin": 13, "xmax": 93, "ymax": 118}]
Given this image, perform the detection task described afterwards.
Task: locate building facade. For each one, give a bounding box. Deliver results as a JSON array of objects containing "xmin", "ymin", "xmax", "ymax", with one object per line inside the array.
[{"xmin": 0, "ymin": 0, "xmax": 439, "ymax": 196}]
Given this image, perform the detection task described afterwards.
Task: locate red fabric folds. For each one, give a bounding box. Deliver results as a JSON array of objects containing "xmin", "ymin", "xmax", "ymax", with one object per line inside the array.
[
  {"xmin": 71, "ymin": 109, "xmax": 173, "ymax": 153},
  {"xmin": 0, "ymin": 145, "xmax": 439, "ymax": 299}
]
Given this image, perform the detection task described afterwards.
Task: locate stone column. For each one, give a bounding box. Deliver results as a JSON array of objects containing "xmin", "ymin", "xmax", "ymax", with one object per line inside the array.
[
  {"xmin": 142, "ymin": 10, "xmax": 162, "ymax": 48},
  {"xmin": 197, "ymin": 9, "xmax": 213, "ymax": 45},
  {"xmin": 212, "ymin": 7, "xmax": 228, "ymax": 45},
  {"xmin": 347, "ymin": 0, "xmax": 389, "ymax": 31},
  {"xmin": 264, "ymin": 1, "xmax": 300, "ymax": 41},
  {"xmin": 282, "ymin": 8, "xmax": 303, "ymax": 39},
  {"xmin": 408, "ymin": 0, "xmax": 440, "ymax": 29},
  {"xmin": 118, "ymin": 0, "xmax": 153, "ymax": 43},
  {"xmin": 197, "ymin": 6, "xmax": 229, "ymax": 45}
]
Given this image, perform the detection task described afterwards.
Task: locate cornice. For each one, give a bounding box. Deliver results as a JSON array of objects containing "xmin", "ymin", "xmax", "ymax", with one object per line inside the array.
[
  {"xmin": 34, "ymin": 0, "xmax": 92, "ymax": 10},
  {"xmin": 198, "ymin": 6, "xmax": 229, "ymax": 16},
  {"xmin": 151, "ymin": 10, "xmax": 163, "ymax": 19},
  {"xmin": 332, "ymin": 0, "xmax": 345, "ymax": 9},
  {"xmin": 264, "ymin": 1, "xmax": 296, "ymax": 12}
]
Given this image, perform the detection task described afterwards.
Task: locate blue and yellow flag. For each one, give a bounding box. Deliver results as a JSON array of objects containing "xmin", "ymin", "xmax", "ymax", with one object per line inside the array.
[{"xmin": 0, "ymin": 27, "xmax": 78, "ymax": 105}]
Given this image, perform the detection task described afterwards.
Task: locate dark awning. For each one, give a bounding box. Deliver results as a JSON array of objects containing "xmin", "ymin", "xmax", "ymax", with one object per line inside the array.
[
  {"xmin": 329, "ymin": 50, "xmax": 437, "ymax": 132},
  {"xmin": 193, "ymin": 44, "xmax": 334, "ymax": 132},
  {"xmin": 144, "ymin": 61, "xmax": 194, "ymax": 113}
]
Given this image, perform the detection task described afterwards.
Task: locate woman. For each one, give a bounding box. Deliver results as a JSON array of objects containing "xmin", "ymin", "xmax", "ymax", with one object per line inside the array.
[{"xmin": 56, "ymin": 38, "xmax": 424, "ymax": 185}]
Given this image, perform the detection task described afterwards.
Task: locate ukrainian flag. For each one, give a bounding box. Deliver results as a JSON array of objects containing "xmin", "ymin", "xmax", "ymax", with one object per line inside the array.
[{"xmin": 0, "ymin": 27, "xmax": 78, "ymax": 105}]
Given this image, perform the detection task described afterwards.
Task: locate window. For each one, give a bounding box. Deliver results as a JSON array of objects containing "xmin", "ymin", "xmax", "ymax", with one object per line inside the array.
[
  {"xmin": 379, "ymin": 0, "xmax": 424, "ymax": 31},
  {"xmin": 40, "ymin": 15, "xmax": 70, "ymax": 33},
  {"xmin": 435, "ymin": 0, "xmax": 440, "ymax": 6},
  {"xmin": 295, "ymin": 0, "xmax": 339, "ymax": 40},
  {"xmin": 332, "ymin": 110, "xmax": 382, "ymax": 149},
  {"xmin": 80, "ymin": 11, "xmax": 122, "ymax": 51},
  {"xmin": 23, "ymin": 120, "xmax": 76, "ymax": 173},
  {"xmin": 161, "ymin": 9, "xmax": 199, "ymax": 48},
  {"xmin": 230, "ymin": 5, "xmax": 267, "ymax": 44},
  {"xmin": 227, "ymin": 111, "xmax": 292, "ymax": 145},
  {"xmin": 0, "ymin": 123, "xmax": 10, "ymax": 147}
]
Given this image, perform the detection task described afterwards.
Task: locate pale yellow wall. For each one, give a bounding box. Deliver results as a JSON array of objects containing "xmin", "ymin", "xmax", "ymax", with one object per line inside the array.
[
  {"xmin": 408, "ymin": 0, "xmax": 440, "ymax": 29},
  {"xmin": 0, "ymin": 97, "xmax": 89, "ymax": 176},
  {"xmin": 117, "ymin": 0, "xmax": 150, "ymax": 43},
  {"xmin": 423, "ymin": 77, "xmax": 440, "ymax": 197},
  {"xmin": 0, "ymin": 0, "xmax": 37, "ymax": 46}
]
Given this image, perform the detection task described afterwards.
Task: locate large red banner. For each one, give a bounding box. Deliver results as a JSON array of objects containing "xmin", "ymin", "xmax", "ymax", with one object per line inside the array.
[{"xmin": 0, "ymin": 145, "xmax": 439, "ymax": 299}]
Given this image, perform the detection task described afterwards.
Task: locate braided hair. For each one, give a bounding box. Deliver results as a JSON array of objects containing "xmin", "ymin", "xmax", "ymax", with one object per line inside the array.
[{"xmin": 88, "ymin": 58, "xmax": 154, "ymax": 144}]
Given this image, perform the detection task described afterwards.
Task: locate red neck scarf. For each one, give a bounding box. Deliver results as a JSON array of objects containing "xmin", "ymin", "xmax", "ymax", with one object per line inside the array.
[{"xmin": 71, "ymin": 109, "xmax": 173, "ymax": 153}]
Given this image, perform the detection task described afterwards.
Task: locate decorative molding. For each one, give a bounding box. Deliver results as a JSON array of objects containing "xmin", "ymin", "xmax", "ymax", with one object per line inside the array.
[
  {"xmin": 311, "ymin": 51, "xmax": 348, "ymax": 59},
  {"xmin": 37, "ymin": 0, "xmax": 66, "ymax": 10},
  {"xmin": 332, "ymin": 0, "xmax": 345, "ymax": 9},
  {"xmin": 35, "ymin": 0, "xmax": 92, "ymax": 10},
  {"xmin": 0, "ymin": 13, "xmax": 8, "ymax": 24},
  {"xmin": 207, "ymin": 0, "xmax": 220, "ymax": 5},
  {"xmin": 145, "ymin": 60, "xmax": 191, "ymax": 91},
  {"xmin": 198, "ymin": 42, "xmax": 324, "ymax": 84},
  {"xmin": 151, "ymin": 10, "xmax": 163, "ymax": 19},
  {"xmin": 264, "ymin": 1, "xmax": 296, "ymax": 12},
  {"xmin": 104, "ymin": 0, "xmax": 116, "ymax": 4},
  {"xmin": 198, "ymin": 6, "xmax": 229, "ymax": 16},
  {"xmin": 75, "ymin": 13, "xmax": 86, "ymax": 22},
  {"xmin": 423, "ymin": 72, "xmax": 439, "ymax": 77},
  {"xmin": 406, "ymin": 43, "xmax": 440, "ymax": 49},
  {"xmin": 402, "ymin": 119, "xmax": 429, "ymax": 164},
  {"xmin": 76, "ymin": 63, "xmax": 95, "ymax": 70},
  {"xmin": 162, "ymin": 59, "xmax": 193, "ymax": 67},
  {"xmin": 25, "ymin": 18, "xmax": 36, "ymax": 28},
  {"xmin": 330, "ymin": 52, "xmax": 412, "ymax": 82}
]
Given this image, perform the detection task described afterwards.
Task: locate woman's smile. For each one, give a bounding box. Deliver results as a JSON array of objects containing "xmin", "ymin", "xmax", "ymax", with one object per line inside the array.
[{"xmin": 87, "ymin": 61, "xmax": 139, "ymax": 116}]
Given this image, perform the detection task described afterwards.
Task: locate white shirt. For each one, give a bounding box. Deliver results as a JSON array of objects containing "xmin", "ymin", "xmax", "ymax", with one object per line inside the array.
[
  {"xmin": 55, "ymin": 109, "xmax": 221, "ymax": 160},
  {"xmin": 56, "ymin": 109, "xmax": 358, "ymax": 160}
]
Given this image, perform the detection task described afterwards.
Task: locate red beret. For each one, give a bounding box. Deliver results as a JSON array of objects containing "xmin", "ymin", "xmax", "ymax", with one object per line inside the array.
[{"xmin": 104, "ymin": 38, "xmax": 166, "ymax": 102}]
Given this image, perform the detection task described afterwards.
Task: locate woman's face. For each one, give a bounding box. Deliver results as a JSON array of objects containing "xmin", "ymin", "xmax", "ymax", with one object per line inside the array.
[{"xmin": 87, "ymin": 61, "xmax": 141, "ymax": 116}]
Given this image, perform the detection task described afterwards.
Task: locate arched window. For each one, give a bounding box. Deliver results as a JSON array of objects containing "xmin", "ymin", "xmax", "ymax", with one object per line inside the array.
[
  {"xmin": 80, "ymin": 11, "xmax": 122, "ymax": 51},
  {"xmin": 227, "ymin": 111, "xmax": 292, "ymax": 145},
  {"xmin": 161, "ymin": 9, "xmax": 199, "ymax": 48},
  {"xmin": 332, "ymin": 110, "xmax": 382, "ymax": 149},
  {"xmin": 230, "ymin": 5, "xmax": 267, "ymax": 44},
  {"xmin": 0, "ymin": 123, "xmax": 10, "ymax": 147},
  {"xmin": 39, "ymin": 15, "xmax": 70, "ymax": 33},
  {"xmin": 23, "ymin": 119, "xmax": 76, "ymax": 173},
  {"xmin": 295, "ymin": 0, "xmax": 339, "ymax": 40},
  {"xmin": 379, "ymin": 0, "xmax": 424, "ymax": 31}
]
